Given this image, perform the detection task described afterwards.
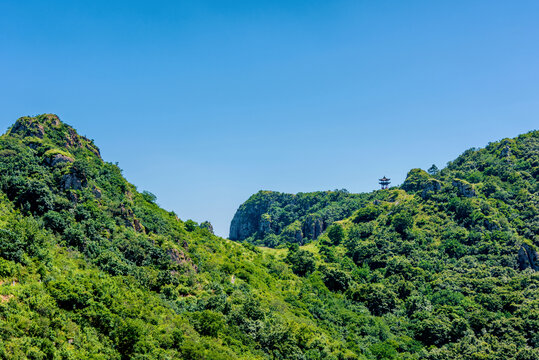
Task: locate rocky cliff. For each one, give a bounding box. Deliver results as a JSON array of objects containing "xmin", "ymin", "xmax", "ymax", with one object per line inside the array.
[
  {"xmin": 229, "ymin": 191, "xmax": 294, "ymax": 240},
  {"xmin": 229, "ymin": 189, "xmax": 368, "ymax": 246}
]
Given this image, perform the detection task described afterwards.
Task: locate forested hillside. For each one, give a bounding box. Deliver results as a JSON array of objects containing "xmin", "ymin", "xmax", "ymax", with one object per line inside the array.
[
  {"xmin": 232, "ymin": 129, "xmax": 539, "ymax": 359},
  {"xmin": 0, "ymin": 114, "xmax": 383, "ymax": 359},
  {"xmin": 0, "ymin": 114, "xmax": 537, "ymax": 359}
]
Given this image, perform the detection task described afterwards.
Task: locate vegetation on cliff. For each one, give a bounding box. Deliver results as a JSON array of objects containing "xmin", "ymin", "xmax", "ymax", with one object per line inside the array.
[{"xmin": 229, "ymin": 189, "xmax": 372, "ymax": 247}]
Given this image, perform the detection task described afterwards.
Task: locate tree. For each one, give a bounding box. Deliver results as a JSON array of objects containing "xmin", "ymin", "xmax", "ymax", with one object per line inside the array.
[
  {"xmin": 200, "ymin": 221, "xmax": 214, "ymax": 234},
  {"xmin": 353, "ymin": 205, "xmax": 382, "ymax": 223},
  {"xmin": 191, "ymin": 310, "xmax": 225, "ymax": 337},
  {"xmin": 321, "ymin": 267, "xmax": 351, "ymax": 292},
  {"xmin": 349, "ymin": 283, "xmax": 398, "ymax": 316},
  {"xmin": 184, "ymin": 219, "xmax": 197, "ymax": 232},
  {"xmin": 428, "ymin": 164, "xmax": 439, "ymax": 176},
  {"xmin": 392, "ymin": 211, "xmax": 413, "ymax": 235},
  {"xmin": 142, "ymin": 190, "xmax": 157, "ymax": 203}
]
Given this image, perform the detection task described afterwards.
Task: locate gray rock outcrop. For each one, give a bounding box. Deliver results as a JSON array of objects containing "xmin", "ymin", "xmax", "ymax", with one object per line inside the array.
[
  {"xmin": 92, "ymin": 186, "xmax": 102, "ymax": 199},
  {"xmin": 62, "ymin": 172, "xmax": 86, "ymax": 190},
  {"xmin": 303, "ymin": 215, "xmax": 325, "ymax": 240},
  {"xmin": 452, "ymin": 179, "xmax": 476, "ymax": 197},
  {"xmin": 230, "ymin": 205, "xmax": 268, "ymax": 240},
  {"xmin": 229, "ymin": 192, "xmax": 288, "ymax": 240},
  {"xmin": 48, "ymin": 154, "xmax": 74, "ymax": 166},
  {"xmin": 401, "ymin": 168, "xmax": 441, "ymax": 199},
  {"xmin": 294, "ymin": 229, "xmax": 303, "ymax": 243},
  {"xmin": 10, "ymin": 117, "xmax": 46, "ymax": 138}
]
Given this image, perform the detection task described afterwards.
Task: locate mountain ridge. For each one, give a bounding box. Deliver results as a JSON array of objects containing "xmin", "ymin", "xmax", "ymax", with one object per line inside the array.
[{"xmin": 230, "ymin": 130, "xmax": 538, "ymax": 252}]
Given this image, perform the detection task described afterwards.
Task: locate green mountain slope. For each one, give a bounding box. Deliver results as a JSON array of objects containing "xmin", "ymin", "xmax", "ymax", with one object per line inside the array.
[
  {"xmin": 0, "ymin": 115, "xmax": 419, "ymax": 359},
  {"xmin": 232, "ymin": 130, "xmax": 539, "ymax": 359},
  {"xmin": 231, "ymin": 131, "xmax": 538, "ymax": 251},
  {"xmin": 1, "ymin": 114, "xmax": 538, "ymax": 359}
]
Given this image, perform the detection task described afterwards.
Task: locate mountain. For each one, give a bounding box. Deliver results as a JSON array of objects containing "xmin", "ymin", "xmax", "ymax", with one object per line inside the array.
[
  {"xmin": 0, "ymin": 114, "xmax": 413, "ymax": 359},
  {"xmin": 229, "ymin": 129, "xmax": 539, "ymax": 359},
  {"xmin": 1, "ymin": 114, "xmax": 538, "ymax": 359}
]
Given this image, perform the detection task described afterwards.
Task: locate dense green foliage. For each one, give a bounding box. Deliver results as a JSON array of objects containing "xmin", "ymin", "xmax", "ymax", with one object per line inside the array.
[{"xmin": 1, "ymin": 115, "xmax": 537, "ymax": 359}]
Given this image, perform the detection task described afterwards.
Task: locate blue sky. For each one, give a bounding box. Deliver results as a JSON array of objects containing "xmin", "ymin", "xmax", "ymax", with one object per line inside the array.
[{"xmin": 1, "ymin": 1, "xmax": 538, "ymax": 236}]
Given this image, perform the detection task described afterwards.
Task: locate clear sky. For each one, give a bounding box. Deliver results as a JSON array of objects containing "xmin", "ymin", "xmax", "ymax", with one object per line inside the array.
[{"xmin": 1, "ymin": 1, "xmax": 538, "ymax": 237}]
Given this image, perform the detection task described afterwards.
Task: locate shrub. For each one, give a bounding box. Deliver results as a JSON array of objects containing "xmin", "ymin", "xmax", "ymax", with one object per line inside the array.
[
  {"xmin": 353, "ymin": 205, "xmax": 382, "ymax": 223},
  {"xmin": 392, "ymin": 211, "xmax": 413, "ymax": 235},
  {"xmin": 321, "ymin": 267, "xmax": 351, "ymax": 292},
  {"xmin": 285, "ymin": 248, "xmax": 316, "ymax": 276},
  {"xmin": 185, "ymin": 220, "xmax": 197, "ymax": 232},
  {"xmin": 326, "ymin": 223, "xmax": 345, "ymax": 245}
]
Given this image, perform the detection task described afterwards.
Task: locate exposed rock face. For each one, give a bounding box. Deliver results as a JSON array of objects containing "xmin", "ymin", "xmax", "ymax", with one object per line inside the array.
[
  {"xmin": 258, "ymin": 214, "xmax": 272, "ymax": 234},
  {"xmin": 500, "ymin": 139, "xmax": 513, "ymax": 158},
  {"xmin": 421, "ymin": 181, "xmax": 442, "ymax": 198},
  {"xmin": 303, "ymin": 215, "xmax": 325, "ymax": 240},
  {"xmin": 518, "ymin": 244, "xmax": 538, "ymax": 271},
  {"xmin": 230, "ymin": 190, "xmax": 358, "ymax": 243},
  {"xmin": 10, "ymin": 114, "xmax": 101, "ymax": 159},
  {"xmin": 92, "ymin": 186, "xmax": 102, "ymax": 199},
  {"xmin": 402, "ymin": 168, "xmax": 441, "ymax": 199},
  {"xmin": 48, "ymin": 154, "xmax": 74, "ymax": 166},
  {"xmin": 117, "ymin": 204, "xmax": 145, "ymax": 233},
  {"xmin": 452, "ymin": 179, "xmax": 476, "ymax": 197},
  {"xmin": 294, "ymin": 229, "xmax": 303, "ymax": 243},
  {"xmin": 62, "ymin": 172, "xmax": 86, "ymax": 190},
  {"xmin": 10, "ymin": 117, "xmax": 46, "ymax": 138},
  {"xmin": 229, "ymin": 201, "xmax": 324, "ymax": 241},
  {"xmin": 65, "ymin": 128, "xmax": 82, "ymax": 148},
  {"xmin": 47, "ymin": 114, "xmax": 61, "ymax": 126},
  {"xmin": 280, "ymin": 221, "xmax": 304, "ymax": 244},
  {"xmin": 133, "ymin": 218, "xmax": 145, "ymax": 233},
  {"xmin": 10, "ymin": 114, "xmax": 61, "ymax": 139},
  {"xmin": 229, "ymin": 193, "xmax": 280, "ymax": 240},
  {"xmin": 167, "ymin": 248, "xmax": 198, "ymax": 272},
  {"xmin": 230, "ymin": 211, "xmax": 271, "ymax": 240},
  {"xmin": 64, "ymin": 127, "xmax": 101, "ymax": 158}
]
